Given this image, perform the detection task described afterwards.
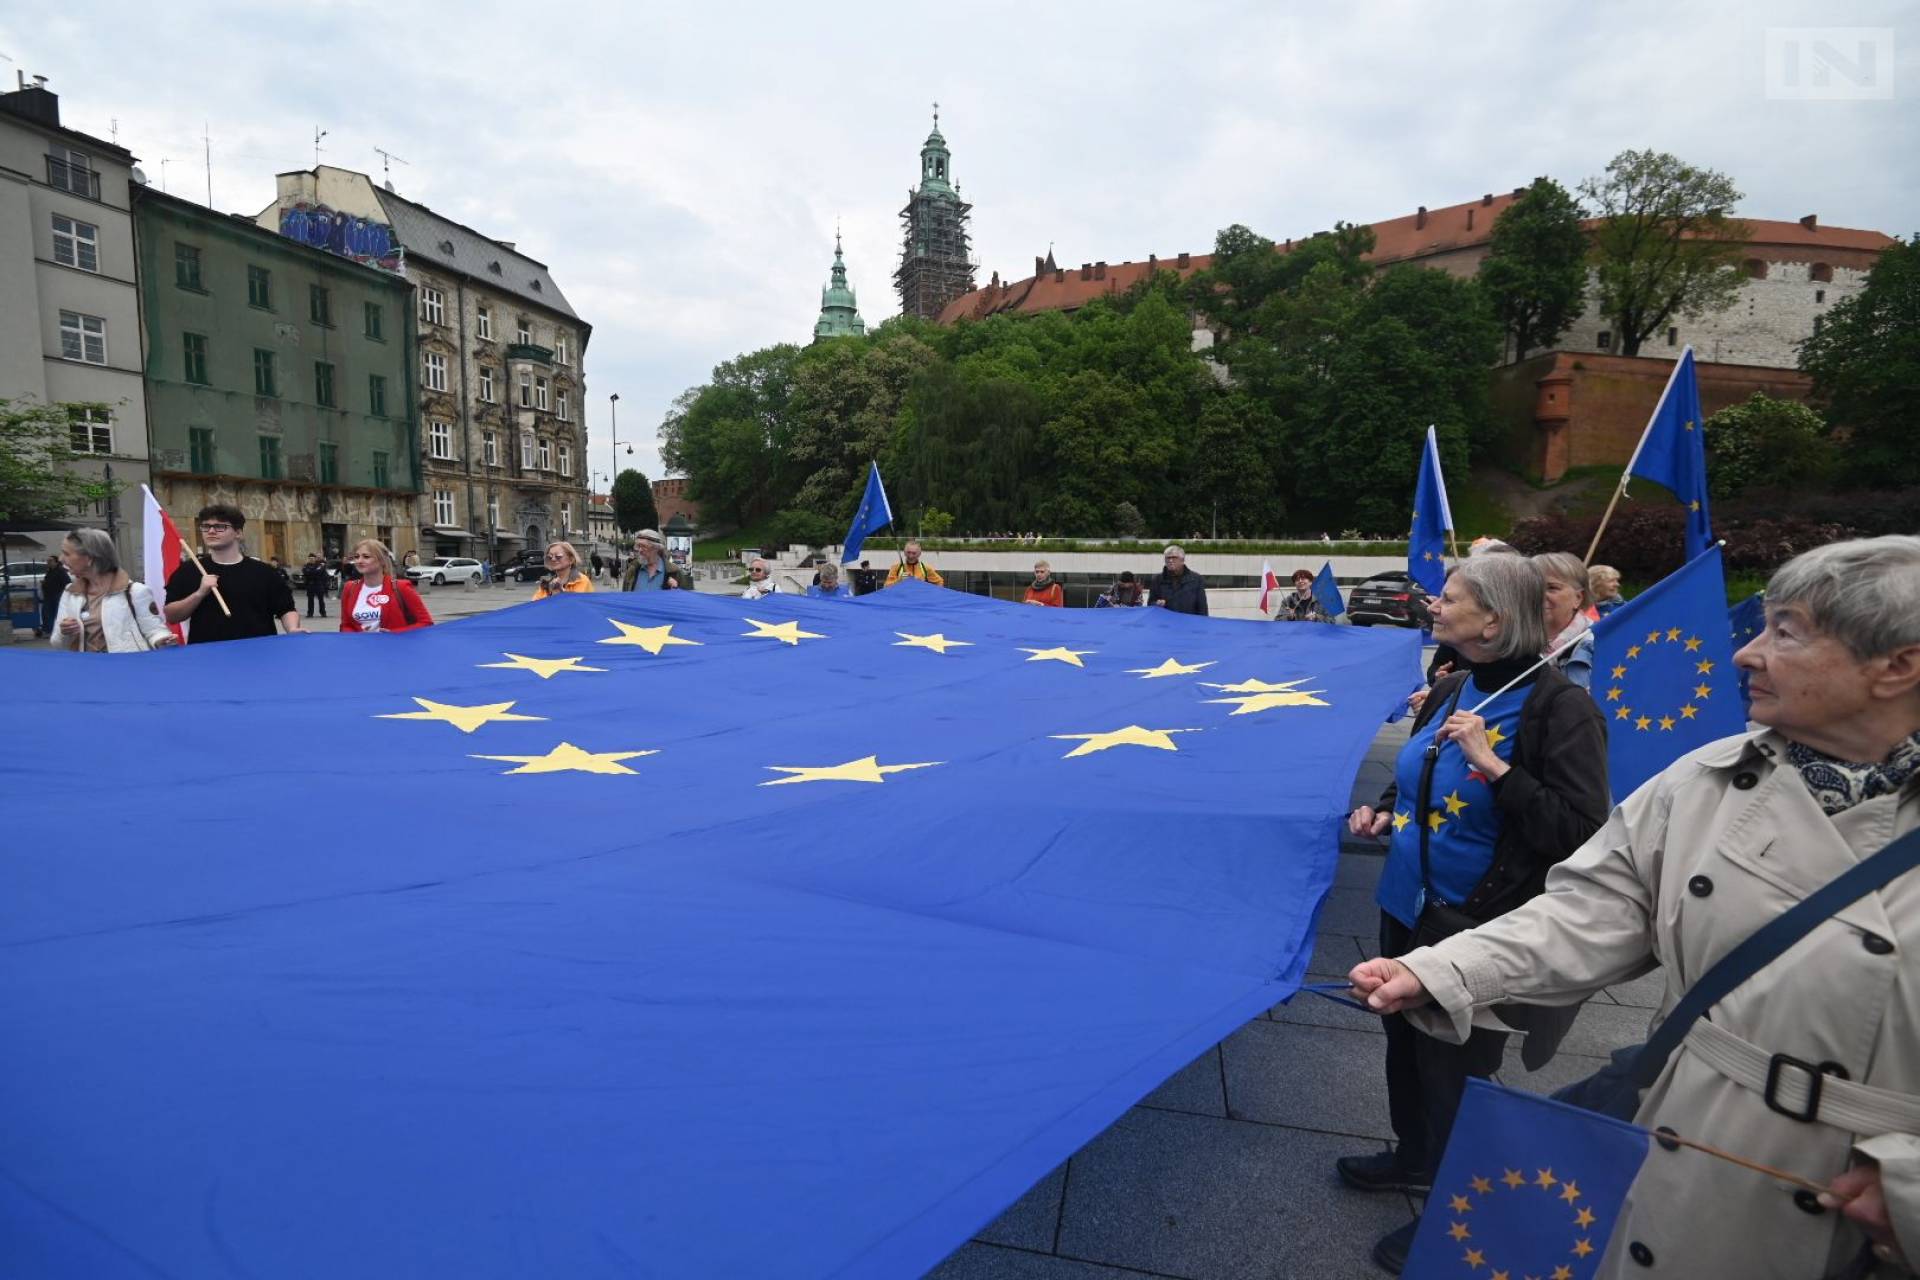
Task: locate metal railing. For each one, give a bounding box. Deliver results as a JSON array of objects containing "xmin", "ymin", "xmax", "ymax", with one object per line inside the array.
[{"xmin": 47, "ymin": 156, "xmax": 101, "ymax": 200}]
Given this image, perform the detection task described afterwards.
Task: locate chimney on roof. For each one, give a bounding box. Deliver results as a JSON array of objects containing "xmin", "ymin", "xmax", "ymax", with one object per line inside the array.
[
  {"xmin": 1513, "ymin": 187, "xmax": 1524, "ymax": 199},
  {"xmin": 1148, "ymin": 253, "xmax": 1158, "ymax": 271},
  {"xmin": 1482, "ymin": 193, "xmax": 1493, "ymax": 206},
  {"xmin": 1800, "ymin": 214, "xmax": 1818, "ymax": 230},
  {"xmin": 1054, "ymin": 268, "xmax": 1064, "ymax": 282},
  {"xmin": 1080, "ymin": 263, "xmax": 1092, "ymax": 281},
  {"xmin": 1035, "ymin": 255, "xmax": 1047, "ymax": 276},
  {"xmin": 0, "ymin": 74, "xmax": 61, "ymax": 128},
  {"xmin": 1177, "ymin": 251, "xmax": 1190, "ymax": 268},
  {"xmin": 1467, "ymin": 208, "xmax": 1474, "ymax": 232},
  {"xmin": 1094, "ymin": 261, "xmax": 1106, "ymax": 280},
  {"xmin": 1416, "ymin": 206, "xmax": 1428, "ymax": 230}
]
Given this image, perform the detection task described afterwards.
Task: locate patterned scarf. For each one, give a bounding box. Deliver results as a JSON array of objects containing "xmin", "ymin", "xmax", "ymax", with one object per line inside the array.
[{"xmin": 1786, "ymin": 731, "xmax": 1920, "ymax": 815}]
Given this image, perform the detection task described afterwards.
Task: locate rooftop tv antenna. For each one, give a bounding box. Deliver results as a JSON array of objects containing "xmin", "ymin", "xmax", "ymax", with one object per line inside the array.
[{"xmin": 373, "ymin": 146, "xmax": 410, "ymax": 189}]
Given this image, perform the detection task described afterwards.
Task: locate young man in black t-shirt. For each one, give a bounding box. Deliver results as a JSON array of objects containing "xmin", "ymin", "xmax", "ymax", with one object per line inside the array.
[{"xmin": 164, "ymin": 504, "xmax": 303, "ymax": 643}]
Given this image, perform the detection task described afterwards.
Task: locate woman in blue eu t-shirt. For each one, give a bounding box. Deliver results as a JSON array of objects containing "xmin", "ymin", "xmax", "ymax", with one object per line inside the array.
[{"xmin": 1337, "ymin": 554, "xmax": 1611, "ymax": 1274}]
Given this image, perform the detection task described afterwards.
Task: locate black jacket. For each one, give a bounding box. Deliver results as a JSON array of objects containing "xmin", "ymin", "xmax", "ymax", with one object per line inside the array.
[
  {"xmin": 1148, "ymin": 568, "xmax": 1208, "ymax": 615},
  {"xmin": 1380, "ymin": 664, "xmax": 1610, "ymax": 923}
]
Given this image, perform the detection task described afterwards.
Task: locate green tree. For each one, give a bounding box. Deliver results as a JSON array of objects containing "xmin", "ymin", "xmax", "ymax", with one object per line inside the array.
[
  {"xmin": 1701, "ymin": 392, "xmax": 1835, "ymax": 497},
  {"xmin": 764, "ymin": 508, "xmax": 839, "ymax": 551},
  {"xmin": 1799, "ymin": 235, "xmax": 1920, "ymax": 488},
  {"xmin": 658, "ymin": 345, "xmax": 801, "ymax": 526},
  {"xmin": 1580, "ymin": 150, "xmax": 1749, "ymax": 356},
  {"xmin": 0, "ymin": 398, "xmax": 114, "ymax": 523},
  {"xmin": 787, "ymin": 333, "xmax": 937, "ymax": 519},
  {"xmin": 1478, "ymin": 176, "xmax": 1589, "ymax": 357},
  {"xmin": 610, "ymin": 468, "xmax": 658, "ymax": 532}
]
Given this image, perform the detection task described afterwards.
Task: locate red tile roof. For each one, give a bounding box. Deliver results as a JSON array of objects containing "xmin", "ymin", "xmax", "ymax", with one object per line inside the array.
[{"xmin": 938, "ymin": 193, "xmax": 1897, "ymax": 325}]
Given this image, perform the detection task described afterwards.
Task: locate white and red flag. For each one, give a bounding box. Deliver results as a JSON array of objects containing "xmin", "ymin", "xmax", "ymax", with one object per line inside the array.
[
  {"xmin": 1258, "ymin": 561, "xmax": 1280, "ymax": 615},
  {"xmin": 141, "ymin": 485, "xmax": 186, "ymax": 641}
]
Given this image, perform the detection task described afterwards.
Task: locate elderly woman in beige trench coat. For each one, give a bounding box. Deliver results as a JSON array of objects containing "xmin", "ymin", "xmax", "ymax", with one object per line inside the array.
[{"xmin": 1351, "ymin": 535, "xmax": 1920, "ymax": 1279}]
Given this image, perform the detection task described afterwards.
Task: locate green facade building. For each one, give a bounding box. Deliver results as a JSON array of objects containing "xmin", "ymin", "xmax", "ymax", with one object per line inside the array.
[
  {"xmin": 133, "ymin": 185, "xmax": 421, "ymax": 566},
  {"xmin": 812, "ymin": 230, "xmax": 867, "ymax": 341}
]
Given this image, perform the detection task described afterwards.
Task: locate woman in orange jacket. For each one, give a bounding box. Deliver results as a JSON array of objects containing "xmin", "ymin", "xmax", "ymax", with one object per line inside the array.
[{"xmin": 1024, "ymin": 560, "xmax": 1064, "ymax": 607}]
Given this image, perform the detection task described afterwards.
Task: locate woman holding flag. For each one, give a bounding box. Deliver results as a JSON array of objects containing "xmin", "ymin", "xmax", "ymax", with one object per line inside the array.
[{"xmin": 1351, "ymin": 535, "xmax": 1920, "ymax": 1278}]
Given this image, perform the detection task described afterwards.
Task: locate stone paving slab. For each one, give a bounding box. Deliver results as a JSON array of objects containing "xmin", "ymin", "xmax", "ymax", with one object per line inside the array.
[
  {"xmin": 1221, "ymin": 1020, "xmax": 1394, "ymax": 1141},
  {"xmin": 976, "ymin": 1165, "xmax": 1069, "ymax": 1253},
  {"xmin": 1138, "ymin": 1047, "xmax": 1226, "ymax": 1118},
  {"xmin": 926, "ymin": 1245, "xmax": 1168, "ymax": 1280}
]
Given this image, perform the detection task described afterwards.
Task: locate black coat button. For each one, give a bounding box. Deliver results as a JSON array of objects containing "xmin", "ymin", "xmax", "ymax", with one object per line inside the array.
[
  {"xmin": 1688, "ymin": 876, "xmax": 1714, "ymax": 897},
  {"xmin": 1863, "ymin": 932, "xmax": 1895, "ymax": 955},
  {"xmin": 1630, "ymin": 1241, "xmax": 1655, "ymax": 1266},
  {"xmin": 1794, "ymin": 1189, "xmax": 1826, "ymax": 1215},
  {"xmin": 1653, "ymin": 1125, "xmax": 1681, "ymax": 1152},
  {"xmin": 1733, "ymin": 771, "xmax": 1759, "ymax": 790}
]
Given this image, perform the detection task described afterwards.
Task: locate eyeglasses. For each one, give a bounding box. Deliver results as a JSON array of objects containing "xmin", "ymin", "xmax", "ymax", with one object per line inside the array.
[
  {"xmin": 544, "ymin": 552, "xmax": 569, "ymax": 562},
  {"xmin": 199, "ymin": 522, "xmax": 234, "ymax": 533},
  {"xmin": 750, "ymin": 567, "xmax": 768, "ymax": 575}
]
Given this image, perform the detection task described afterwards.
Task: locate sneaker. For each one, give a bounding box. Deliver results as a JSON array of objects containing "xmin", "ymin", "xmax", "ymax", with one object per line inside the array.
[
  {"xmin": 1371, "ymin": 1218, "xmax": 1419, "ymax": 1274},
  {"xmin": 1336, "ymin": 1152, "xmax": 1431, "ymax": 1193}
]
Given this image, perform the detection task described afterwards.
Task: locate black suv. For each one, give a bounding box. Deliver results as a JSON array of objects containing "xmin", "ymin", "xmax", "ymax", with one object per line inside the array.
[{"xmin": 1347, "ymin": 570, "xmax": 1433, "ymax": 628}]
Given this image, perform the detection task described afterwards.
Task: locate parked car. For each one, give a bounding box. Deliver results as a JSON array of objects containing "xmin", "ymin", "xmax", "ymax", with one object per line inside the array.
[
  {"xmin": 1346, "ymin": 570, "xmax": 1432, "ymax": 628},
  {"xmin": 499, "ymin": 554, "xmax": 547, "ymax": 583},
  {"xmin": 405, "ymin": 556, "xmax": 485, "ymax": 586}
]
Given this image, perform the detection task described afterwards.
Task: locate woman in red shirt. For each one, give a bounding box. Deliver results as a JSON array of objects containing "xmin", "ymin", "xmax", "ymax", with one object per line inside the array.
[
  {"xmin": 1024, "ymin": 559, "xmax": 1064, "ymax": 607},
  {"xmin": 339, "ymin": 539, "xmax": 433, "ymax": 633}
]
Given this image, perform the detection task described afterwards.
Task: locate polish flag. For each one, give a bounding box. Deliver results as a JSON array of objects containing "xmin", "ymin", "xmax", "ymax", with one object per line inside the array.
[
  {"xmin": 1258, "ymin": 561, "xmax": 1280, "ymax": 615},
  {"xmin": 142, "ymin": 485, "xmax": 186, "ymax": 642}
]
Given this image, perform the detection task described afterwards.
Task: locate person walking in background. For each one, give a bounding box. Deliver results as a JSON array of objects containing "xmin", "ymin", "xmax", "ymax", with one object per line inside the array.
[
  {"xmin": 885, "ymin": 540, "xmax": 945, "ymax": 588},
  {"xmin": 163, "ymin": 505, "xmax": 303, "ymax": 642},
  {"xmin": 1588, "ymin": 563, "xmax": 1625, "ymax": 617},
  {"xmin": 532, "ymin": 541, "xmax": 595, "ymax": 601},
  {"xmin": 50, "ymin": 528, "xmax": 176, "ymax": 653},
  {"xmin": 302, "ymin": 552, "xmax": 330, "ymax": 618},
  {"xmin": 339, "ymin": 540, "xmax": 432, "ymax": 632},
  {"xmin": 1148, "ymin": 546, "xmax": 1208, "ymax": 615},
  {"xmin": 1024, "ymin": 560, "xmax": 1064, "ymax": 607},
  {"xmin": 38, "ymin": 553, "xmax": 69, "ymax": 638}
]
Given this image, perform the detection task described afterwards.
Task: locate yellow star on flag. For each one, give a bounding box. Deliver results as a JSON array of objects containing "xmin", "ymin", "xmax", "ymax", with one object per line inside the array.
[
  {"xmin": 1627, "ymin": 645, "xmax": 1642, "ymax": 659},
  {"xmin": 1681, "ymin": 704, "xmax": 1698, "ymax": 719},
  {"xmin": 1491, "ymin": 1271, "xmax": 1510, "ymax": 1280},
  {"xmin": 1606, "ymin": 686, "xmax": 1624, "ymax": 702},
  {"xmin": 1646, "ymin": 630, "xmax": 1661, "ymax": 644},
  {"xmin": 1536, "ymin": 1168, "xmax": 1557, "ymax": 1189},
  {"xmin": 1573, "ymin": 1238, "xmax": 1595, "ymax": 1258},
  {"xmin": 479, "ymin": 653, "xmax": 609, "ymax": 679},
  {"xmin": 376, "ymin": 698, "xmax": 547, "ymax": 734},
  {"xmin": 1683, "ymin": 419, "xmax": 1695, "ymax": 431},
  {"xmin": 1636, "ymin": 715, "xmax": 1653, "ymax": 731},
  {"xmin": 1050, "ymin": 725, "xmax": 1199, "ymax": 759},
  {"xmin": 1392, "ymin": 810, "xmax": 1411, "ymax": 832},
  {"xmin": 471, "ymin": 742, "xmax": 659, "ymax": 775},
  {"xmin": 1449, "ymin": 1195, "xmax": 1473, "ymax": 1214},
  {"xmin": 1464, "ymin": 1249, "xmax": 1486, "ymax": 1270},
  {"xmin": 1470, "ymin": 1175, "xmax": 1494, "ymax": 1195},
  {"xmin": 1559, "ymin": 1181, "xmax": 1581, "ymax": 1203},
  {"xmin": 1694, "ymin": 683, "xmax": 1713, "ymax": 699},
  {"xmin": 1423, "ymin": 551, "xmax": 1435, "ymax": 561},
  {"xmin": 1659, "ymin": 715, "xmax": 1677, "ymax": 731},
  {"xmin": 1696, "ymin": 659, "xmax": 1716, "ymax": 674},
  {"xmin": 1427, "ymin": 810, "xmax": 1447, "ymax": 832},
  {"xmin": 1501, "ymin": 1168, "xmax": 1526, "ymax": 1189},
  {"xmin": 894, "ymin": 631, "xmax": 971, "ymax": 654},
  {"xmin": 761, "ymin": 755, "xmax": 941, "ymax": 786},
  {"xmin": 1689, "ymin": 499, "xmax": 1701, "ymax": 512},
  {"xmin": 1019, "ymin": 646, "xmax": 1096, "ymax": 667},
  {"xmin": 1610, "ymin": 665, "xmax": 1627, "ymax": 680},
  {"xmin": 1615, "ymin": 706, "xmax": 1632, "ymax": 720},
  {"xmin": 1685, "ymin": 635, "xmax": 1703, "ymax": 652},
  {"xmin": 1667, "ymin": 627, "xmax": 1684, "ymax": 642},
  {"xmin": 1201, "ymin": 678, "xmax": 1330, "ymax": 715},
  {"xmin": 1127, "ymin": 657, "xmax": 1216, "ymax": 679},
  {"xmin": 1553, "ymin": 1267, "xmax": 1575, "ymax": 1280},
  {"xmin": 1483, "ymin": 724, "xmax": 1508, "ymax": 749},
  {"xmin": 598, "ymin": 620, "xmax": 702, "ymax": 655},
  {"xmin": 1448, "ymin": 1221, "xmax": 1472, "ymax": 1242},
  {"xmin": 1443, "ymin": 790, "xmax": 1469, "ymax": 816},
  {"xmin": 1574, "ymin": 1207, "xmax": 1597, "ymax": 1229},
  {"xmin": 742, "ymin": 618, "xmax": 826, "ymax": 646}
]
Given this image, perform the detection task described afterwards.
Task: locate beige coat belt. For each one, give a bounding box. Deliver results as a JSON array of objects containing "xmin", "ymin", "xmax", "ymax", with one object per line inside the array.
[{"xmin": 1686, "ymin": 1018, "xmax": 1920, "ymax": 1134}]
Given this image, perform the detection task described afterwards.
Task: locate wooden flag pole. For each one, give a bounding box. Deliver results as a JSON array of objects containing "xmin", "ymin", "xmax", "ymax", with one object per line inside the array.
[
  {"xmin": 1582, "ymin": 476, "xmax": 1631, "ymax": 567},
  {"xmin": 1659, "ymin": 1130, "xmax": 1839, "ymax": 1199},
  {"xmin": 1584, "ymin": 348, "xmax": 1693, "ymax": 567},
  {"xmin": 175, "ymin": 538, "xmax": 233, "ymax": 617}
]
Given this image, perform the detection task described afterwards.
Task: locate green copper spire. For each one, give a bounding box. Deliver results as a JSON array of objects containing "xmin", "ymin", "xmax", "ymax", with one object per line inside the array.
[
  {"xmin": 918, "ymin": 101, "xmax": 954, "ymax": 195},
  {"xmin": 813, "ymin": 228, "xmax": 867, "ymax": 341}
]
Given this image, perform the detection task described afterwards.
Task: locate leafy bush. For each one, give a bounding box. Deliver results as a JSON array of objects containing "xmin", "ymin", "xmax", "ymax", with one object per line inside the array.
[
  {"xmin": 1112, "ymin": 501, "xmax": 1146, "ymax": 537},
  {"xmin": 1703, "ymin": 393, "xmax": 1834, "ymax": 498},
  {"xmin": 763, "ymin": 508, "xmax": 839, "ymax": 551}
]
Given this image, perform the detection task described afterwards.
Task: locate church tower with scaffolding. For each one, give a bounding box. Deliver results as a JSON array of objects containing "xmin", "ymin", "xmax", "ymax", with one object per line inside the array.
[{"xmin": 895, "ymin": 105, "xmax": 975, "ymax": 320}]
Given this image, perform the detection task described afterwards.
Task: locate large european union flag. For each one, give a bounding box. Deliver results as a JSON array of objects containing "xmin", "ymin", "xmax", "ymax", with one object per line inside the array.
[
  {"xmin": 1591, "ymin": 546, "xmax": 1748, "ymax": 800},
  {"xmin": 1628, "ymin": 347, "xmax": 1714, "ymax": 561},
  {"xmin": 840, "ymin": 459, "xmax": 894, "ymax": 564},
  {"xmin": 1405, "ymin": 1080, "xmax": 1649, "ymax": 1280},
  {"xmin": 1409, "ymin": 424, "xmax": 1454, "ymax": 597},
  {"xmin": 0, "ymin": 582, "xmax": 1419, "ymax": 1278}
]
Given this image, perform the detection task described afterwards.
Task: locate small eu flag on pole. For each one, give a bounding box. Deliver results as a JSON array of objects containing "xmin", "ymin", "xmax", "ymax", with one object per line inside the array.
[
  {"xmin": 1404, "ymin": 1080, "xmax": 1650, "ymax": 1280},
  {"xmin": 1589, "ymin": 545, "xmax": 1748, "ymax": 800},
  {"xmin": 1312, "ymin": 561, "xmax": 1345, "ymax": 619},
  {"xmin": 1728, "ymin": 590, "xmax": 1766, "ymax": 716},
  {"xmin": 1408, "ymin": 425, "xmax": 1454, "ymax": 598},
  {"xmin": 840, "ymin": 461, "xmax": 894, "ymax": 565},
  {"xmin": 1626, "ymin": 347, "xmax": 1714, "ymax": 562}
]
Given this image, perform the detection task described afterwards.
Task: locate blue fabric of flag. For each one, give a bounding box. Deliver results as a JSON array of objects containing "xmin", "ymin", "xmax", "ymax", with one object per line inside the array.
[
  {"xmin": 1728, "ymin": 590, "xmax": 1766, "ymax": 717},
  {"xmin": 1628, "ymin": 348, "xmax": 1714, "ymax": 561},
  {"xmin": 0, "ymin": 581, "xmax": 1419, "ymax": 1279},
  {"xmin": 1404, "ymin": 1079, "xmax": 1650, "ymax": 1280},
  {"xmin": 1408, "ymin": 427, "xmax": 1452, "ymax": 597},
  {"xmin": 1590, "ymin": 546, "xmax": 1748, "ymax": 801},
  {"xmin": 1313, "ymin": 560, "xmax": 1345, "ymax": 617},
  {"xmin": 840, "ymin": 460, "xmax": 894, "ymax": 564}
]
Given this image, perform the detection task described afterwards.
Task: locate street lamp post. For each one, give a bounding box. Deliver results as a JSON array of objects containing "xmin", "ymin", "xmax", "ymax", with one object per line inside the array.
[{"xmin": 609, "ymin": 393, "xmax": 620, "ymax": 482}]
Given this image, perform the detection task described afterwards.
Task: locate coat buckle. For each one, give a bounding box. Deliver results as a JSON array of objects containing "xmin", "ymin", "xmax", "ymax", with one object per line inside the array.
[{"xmin": 1764, "ymin": 1053, "xmax": 1841, "ymax": 1123}]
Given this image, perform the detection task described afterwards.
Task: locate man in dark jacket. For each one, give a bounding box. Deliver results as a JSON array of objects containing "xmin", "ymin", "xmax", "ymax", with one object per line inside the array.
[
  {"xmin": 1147, "ymin": 545, "xmax": 1208, "ymax": 615},
  {"xmin": 39, "ymin": 553, "xmax": 69, "ymax": 637}
]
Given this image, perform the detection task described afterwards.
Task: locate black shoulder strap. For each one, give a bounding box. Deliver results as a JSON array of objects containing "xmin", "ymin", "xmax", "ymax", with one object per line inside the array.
[{"xmin": 1626, "ymin": 824, "xmax": 1920, "ymax": 1093}]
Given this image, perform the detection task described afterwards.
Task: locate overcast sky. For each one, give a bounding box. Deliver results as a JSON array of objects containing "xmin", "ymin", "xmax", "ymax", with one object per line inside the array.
[{"xmin": 6, "ymin": 2, "xmax": 1914, "ymax": 488}]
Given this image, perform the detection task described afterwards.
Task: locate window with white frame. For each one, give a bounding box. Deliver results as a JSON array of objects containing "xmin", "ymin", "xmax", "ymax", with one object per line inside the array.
[
  {"xmin": 520, "ymin": 432, "xmax": 534, "ymax": 468},
  {"xmin": 538, "ymin": 438, "xmax": 552, "ymax": 471},
  {"xmin": 561, "ymin": 501, "xmax": 572, "ymax": 533},
  {"xmin": 420, "ymin": 286, "xmax": 445, "ymax": 326},
  {"xmin": 68, "ymin": 406, "xmax": 111, "ymax": 454},
  {"xmin": 557, "ymin": 390, "xmax": 569, "ymax": 421},
  {"xmin": 483, "ymin": 431, "xmax": 498, "ymax": 466},
  {"xmin": 534, "ymin": 376, "xmax": 549, "ymax": 411},
  {"xmin": 516, "ymin": 318, "xmax": 531, "ymax": 345},
  {"xmin": 51, "ymin": 214, "xmax": 99, "ymax": 271},
  {"xmin": 518, "ymin": 372, "xmax": 531, "ymax": 407},
  {"xmin": 428, "ymin": 420, "xmax": 454, "ymax": 460},
  {"xmin": 554, "ymin": 334, "xmax": 569, "ymax": 365},
  {"xmin": 59, "ymin": 311, "xmax": 106, "ymax": 364},
  {"xmin": 479, "ymin": 366, "xmax": 495, "ymax": 401},
  {"xmin": 423, "ymin": 351, "xmax": 448, "ymax": 391},
  {"xmin": 433, "ymin": 489, "xmax": 456, "ymax": 526},
  {"xmin": 476, "ymin": 306, "xmax": 492, "ymax": 340},
  {"xmin": 488, "ymin": 496, "xmax": 500, "ymax": 528},
  {"xmin": 558, "ymin": 444, "xmax": 571, "ymax": 477}
]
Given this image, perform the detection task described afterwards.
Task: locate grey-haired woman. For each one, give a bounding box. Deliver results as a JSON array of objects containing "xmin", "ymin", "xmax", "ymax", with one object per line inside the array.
[{"xmin": 51, "ymin": 528, "xmax": 176, "ymax": 652}]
